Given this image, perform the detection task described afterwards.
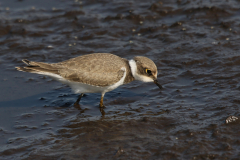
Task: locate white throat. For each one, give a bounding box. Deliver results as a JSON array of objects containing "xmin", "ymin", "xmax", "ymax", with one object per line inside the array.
[{"xmin": 129, "ymin": 59, "xmax": 153, "ymax": 82}]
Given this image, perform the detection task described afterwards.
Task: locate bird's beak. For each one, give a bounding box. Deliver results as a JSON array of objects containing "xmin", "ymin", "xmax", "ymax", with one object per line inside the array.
[{"xmin": 154, "ymin": 79, "xmax": 163, "ymax": 89}]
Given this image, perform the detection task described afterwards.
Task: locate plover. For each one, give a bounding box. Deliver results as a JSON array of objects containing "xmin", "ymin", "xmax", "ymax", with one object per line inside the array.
[{"xmin": 16, "ymin": 53, "xmax": 162, "ymax": 107}]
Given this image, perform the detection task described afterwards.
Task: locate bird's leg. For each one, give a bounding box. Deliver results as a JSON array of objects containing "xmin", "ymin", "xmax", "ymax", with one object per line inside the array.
[
  {"xmin": 99, "ymin": 107, "xmax": 105, "ymax": 116},
  {"xmin": 99, "ymin": 93, "xmax": 105, "ymax": 108},
  {"xmin": 74, "ymin": 93, "xmax": 84, "ymax": 105}
]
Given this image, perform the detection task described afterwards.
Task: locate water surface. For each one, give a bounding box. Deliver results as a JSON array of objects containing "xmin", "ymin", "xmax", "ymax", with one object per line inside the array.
[{"xmin": 0, "ymin": 0, "xmax": 240, "ymax": 159}]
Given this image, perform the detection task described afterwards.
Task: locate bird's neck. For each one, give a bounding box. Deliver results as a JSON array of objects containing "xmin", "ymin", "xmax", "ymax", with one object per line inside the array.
[
  {"xmin": 129, "ymin": 59, "xmax": 152, "ymax": 82},
  {"xmin": 121, "ymin": 59, "xmax": 135, "ymax": 84},
  {"xmin": 129, "ymin": 59, "xmax": 138, "ymax": 78},
  {"xmin": 129, "ymin": 59, "xmax": 144, "ymax": 82}
]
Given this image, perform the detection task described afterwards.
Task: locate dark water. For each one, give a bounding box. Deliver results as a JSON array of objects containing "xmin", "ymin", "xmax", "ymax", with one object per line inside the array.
[{"xmin": 1, "ymin": 0, "xmax": 240, "ymax": 159}]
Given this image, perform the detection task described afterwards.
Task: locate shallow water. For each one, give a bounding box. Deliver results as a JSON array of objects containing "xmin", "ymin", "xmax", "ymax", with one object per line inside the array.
[{"xmin": 1, "ymin": 0, "xmax": 240, "ymax": 159}]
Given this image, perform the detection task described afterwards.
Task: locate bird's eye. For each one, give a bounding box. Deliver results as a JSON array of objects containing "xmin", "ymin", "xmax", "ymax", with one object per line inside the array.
[{"xmin": 146, "ymin": 69, "xmax": 152, "ymax": 75}]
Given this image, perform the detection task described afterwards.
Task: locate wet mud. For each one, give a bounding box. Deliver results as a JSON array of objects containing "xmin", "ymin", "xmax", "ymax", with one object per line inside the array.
[{"xmin": 1, "ymin": 0, "xmax": 240, "ymax": 159}]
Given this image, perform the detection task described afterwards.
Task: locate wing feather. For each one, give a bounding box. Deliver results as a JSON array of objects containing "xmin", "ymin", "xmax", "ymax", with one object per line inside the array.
[
  {"xmin": 55, "ymin": 53, "xmax": 127, "ymax": 86},
  {"xmin": 17, "ymin": 53, "xmax": 128, "ymax": 87}
]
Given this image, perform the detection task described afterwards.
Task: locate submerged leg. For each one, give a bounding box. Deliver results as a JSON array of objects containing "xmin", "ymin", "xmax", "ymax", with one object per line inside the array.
[
  {"xmin": 99, "ymin": 107, "xmax": 105, "ymax": 116},
  {"xmin": 74, "ymin": 93, "xmax": 84, "ymax": 105},
  {"xmin": 99, "ymin": 93, "xmax": 105, "ymax": 108}
]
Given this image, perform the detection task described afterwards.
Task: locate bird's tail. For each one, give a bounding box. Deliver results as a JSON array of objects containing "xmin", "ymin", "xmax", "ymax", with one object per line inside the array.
[{"xmin": 16, "ymin": 59, "xmax": 59, "ymax": 75}]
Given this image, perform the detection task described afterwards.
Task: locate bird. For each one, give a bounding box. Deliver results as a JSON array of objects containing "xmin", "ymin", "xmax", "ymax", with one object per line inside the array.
[{"xmin": 16, "ymin": 53, "xmax": 162, "ymax": 108}]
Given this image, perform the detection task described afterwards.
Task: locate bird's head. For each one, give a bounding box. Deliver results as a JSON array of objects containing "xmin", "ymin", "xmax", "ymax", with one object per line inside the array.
[{"xmin": 129, "ymin": 56, "xmax": 162, "ymax": 89}]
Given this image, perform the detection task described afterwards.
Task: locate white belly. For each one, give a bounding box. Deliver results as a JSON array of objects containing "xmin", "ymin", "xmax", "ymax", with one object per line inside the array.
[
  {"xmin": 34, "ymin": 67, "xmax": 127, "ymax": 94},
  {"xmin": 64, "ymin": 81, "xmax": 116, "ymax": 94}
]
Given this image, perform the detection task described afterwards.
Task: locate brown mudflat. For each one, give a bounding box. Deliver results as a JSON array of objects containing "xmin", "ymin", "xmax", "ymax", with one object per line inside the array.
[{"xmin": 0, "ymin": 0, "xmax": 240, "ymax": 159}]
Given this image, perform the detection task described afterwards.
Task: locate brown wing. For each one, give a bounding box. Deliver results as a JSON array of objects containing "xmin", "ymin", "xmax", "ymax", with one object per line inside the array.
[
  {"xmin": 17, "ymin": 53, "xmax": 127, "ymax": 87},
  {"xmin": 54, "ymin": 53, "xmax": 127, "ymax": 86}
]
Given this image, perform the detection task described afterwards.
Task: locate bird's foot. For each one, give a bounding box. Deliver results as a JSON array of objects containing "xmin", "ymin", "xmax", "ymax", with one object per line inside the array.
[
  {"xmin": 73, "ymin": 103, "xmax": 81, "ymax": 109},
  {"xmin": 74, "ymin": 102, "xmax": 80, "ymax": 106},
  {"xmin": 74, "ymin": 101, "xmax": 78, "ymax": 105},
  {"xmin": 99, "ymin": 107, "xmax": 105, "ymax": 116}
]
